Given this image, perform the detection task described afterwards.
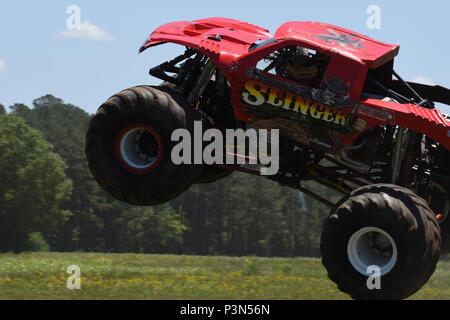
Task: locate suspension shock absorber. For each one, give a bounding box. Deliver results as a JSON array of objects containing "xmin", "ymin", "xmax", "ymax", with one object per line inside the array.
[
  {"xmin": 178, "ymin": 53, "xmax": 205, "ymax": 95},
  {"xmin": 399, "ymin": 130, "xmax": 421, "ymax": 187},
  {"xmin": 187, "ymin": 59, "xmax": 216, "ymax": 104}
]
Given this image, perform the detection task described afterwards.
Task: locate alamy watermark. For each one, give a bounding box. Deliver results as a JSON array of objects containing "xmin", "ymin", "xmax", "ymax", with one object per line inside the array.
[
  {"xmin": 171, "ymin": 121, "xmax": 279, "ymax": 176},
  {"xmin": 366, "ymin": 5, "xmax": 381, "ymax": 30},
  {"xmin": 66, "ymin": 265, "xmax": 81, "ymax": 290},
  {"xmin": 66, "ymin": 5, "xmax": 81, "ymax": 30},
  {"xmin": 366, "ymin": 265, "xmax": 381, "ymax": 290}
]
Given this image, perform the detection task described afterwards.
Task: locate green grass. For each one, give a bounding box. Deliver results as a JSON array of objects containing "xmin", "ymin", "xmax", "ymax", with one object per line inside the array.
[{"xmin": 0, "ymin": 252, "xmax": 448, "ymax": 300}]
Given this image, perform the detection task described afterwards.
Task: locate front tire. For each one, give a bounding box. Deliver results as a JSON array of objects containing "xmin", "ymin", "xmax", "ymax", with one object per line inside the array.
[
  {"xmin": 86, "ymin": 85, "xmax": 202, "ymax": 205},
  {"xmin": 320, "ymin": 184, "xmax": 441, "ymax": 299},
  {"xmin": 196, "ymin": 165, "xmax": 233, "ymax": 183}
]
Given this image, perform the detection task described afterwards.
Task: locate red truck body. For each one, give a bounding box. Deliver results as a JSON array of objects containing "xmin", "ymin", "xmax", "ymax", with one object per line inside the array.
[{"xmin": 140, "ymin": 17, "xmax": 450, "ymax": 153}]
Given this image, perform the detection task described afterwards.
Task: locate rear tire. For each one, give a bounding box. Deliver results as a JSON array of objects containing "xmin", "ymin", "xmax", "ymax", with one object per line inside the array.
[
  {"xmin": 439, "ymin": 216, "xmax": 450, "ymax": 254},
  {"xmin": 86, "ymin": 85, "xmax": 202, "ymax": 205},
  {"xmin": 320, "ymin": 184, "xmax": 441, "ymax": 299}
]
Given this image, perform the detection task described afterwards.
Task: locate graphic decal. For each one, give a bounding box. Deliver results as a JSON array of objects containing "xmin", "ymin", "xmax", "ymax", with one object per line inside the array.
[
  {"xmin": 240, "ymin": 80, "xmax": 367, "ymax": 152},
  {"xmin": 246, "ymin": 68, "xmax": 352, "ymax": 108},
  {"xmin": 316, "ymin": 29, "xmax": 364, "ymax": 49},
  {"xmin": 357, "ymin": 104, "xmax": 395, "ymax": 125},
  {"xmin": 311, "ymin": 75, "xmax": 351, "ymax": 107}
]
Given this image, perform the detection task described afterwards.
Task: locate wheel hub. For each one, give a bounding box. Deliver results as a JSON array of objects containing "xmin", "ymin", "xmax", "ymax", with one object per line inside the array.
[
  {"xmin": 347, "ymin": 227, "xmax": 397, "ymax": 276},
  {"xmin": 114, "ymin": 124, "xmax": 162, "ymax": 173}
]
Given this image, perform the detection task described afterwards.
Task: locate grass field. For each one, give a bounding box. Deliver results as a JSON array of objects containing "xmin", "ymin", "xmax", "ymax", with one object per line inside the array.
[{"xmin": 0, "ymin": 252, "xmax": 448, "ymax": 300}]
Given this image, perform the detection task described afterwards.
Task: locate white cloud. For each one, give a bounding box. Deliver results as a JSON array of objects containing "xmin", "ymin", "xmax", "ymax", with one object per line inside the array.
[
  {"xmin": 411, "ymin": 76, "xmax": 435, "ymax": 86},
  {"xmin": 56, "ymin": 21, "xmax": 116, "ymax": 42},
  {"xmin": 0, "ymin": 59, "xmax": 6, "ymax": 73}
]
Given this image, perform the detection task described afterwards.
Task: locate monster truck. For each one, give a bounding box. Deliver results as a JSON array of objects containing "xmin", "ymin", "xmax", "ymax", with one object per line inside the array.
[{"xmin": 86, "ymin": 18, "xmax": 450, "ymax": 299}]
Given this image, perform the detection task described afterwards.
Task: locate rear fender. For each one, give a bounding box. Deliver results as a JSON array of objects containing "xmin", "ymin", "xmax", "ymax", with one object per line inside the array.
[{"xmin": 356, "ymin": 98, "xmax": 450, "ymax": 151}]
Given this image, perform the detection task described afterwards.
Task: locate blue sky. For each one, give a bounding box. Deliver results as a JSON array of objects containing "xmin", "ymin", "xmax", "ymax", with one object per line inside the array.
[{"xmin": 0, "ymin": 0, "xmax": 449, "ymax": 114}]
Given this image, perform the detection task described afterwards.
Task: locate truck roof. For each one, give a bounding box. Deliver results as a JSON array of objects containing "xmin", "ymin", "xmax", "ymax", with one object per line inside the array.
[{"xmin": 275, "ymin": 21, "xmax": 399, "ymax": 68}]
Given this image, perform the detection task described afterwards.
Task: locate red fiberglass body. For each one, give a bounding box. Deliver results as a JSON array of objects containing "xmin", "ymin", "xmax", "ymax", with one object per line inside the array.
[{"xmin": 140, "ymin": 18, "xmax": 450, "ymax": 152}]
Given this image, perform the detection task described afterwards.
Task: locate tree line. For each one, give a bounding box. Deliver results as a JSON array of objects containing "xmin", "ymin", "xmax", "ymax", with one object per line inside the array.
[{"xmin": 0, "ymin": 97, "xmax": 342, "ymax": 256}]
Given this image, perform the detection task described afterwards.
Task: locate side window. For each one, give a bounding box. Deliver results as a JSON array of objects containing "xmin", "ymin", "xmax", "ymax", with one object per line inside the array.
[{"xmin": 255, "ymin": 45, "xmax": 331, "ymax": 88}]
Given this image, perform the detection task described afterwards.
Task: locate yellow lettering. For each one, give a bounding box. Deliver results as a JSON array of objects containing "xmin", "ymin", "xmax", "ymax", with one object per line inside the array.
[
  {"xmin": 311, "ymin": 103, "xmax": 325, "ymax": 119},
  {"xmin": 309, "ymin": 102, "xmax": 318, "ymax": 119},
  {"xmin": 267, "ymin": 88, "xmax": 283, "ymax": 107},
  {"xmin": 282, "ymin": 92, "xmax": 295, "ymax": 110},
  {"xmin": 334, "ymin": 110, "xmax": 347, "ymax": 125},
  {"xmin": 242, "ymin": 80, "xmax": 267, "ymax": 106},
  {"xmin": 323, "ymin": 106, "xmax": 335, "ymax": 122},
  {"xmin": 292, "ymin": 96, "xmax": 308, "ymax": 114},
  {"xmin": 241, "ymin": 81, "xmax": 348, "ymax": 127}
]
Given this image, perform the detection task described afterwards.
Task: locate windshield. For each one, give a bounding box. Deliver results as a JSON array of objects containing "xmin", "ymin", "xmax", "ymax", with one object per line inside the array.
[{"xmin": 249, "ymin": 37, "xmax": 276, "ymax": 52}]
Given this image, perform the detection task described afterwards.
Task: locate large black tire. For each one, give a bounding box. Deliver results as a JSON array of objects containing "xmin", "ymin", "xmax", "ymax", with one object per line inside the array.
[
  {"xmin": 197, "ymin": 165, "xmax": 233, "ymax": 184},
  {"xmin": 86, "ymin": 85, "xmax": 202, "ymax": 205},
  {"xmin": 158, "ymin": 82, "xmax": 234, "ymax": 185},
  {"xmin": 320, "ymin": 184, "xmax": 441, "ymax": 300},
  {"xmin": 426, "ymin": 184, "xmax": 450, "ymax": 254},
  {"xmin": 440, "ymin": 216, "xmax": 450, "ymax": 254}
]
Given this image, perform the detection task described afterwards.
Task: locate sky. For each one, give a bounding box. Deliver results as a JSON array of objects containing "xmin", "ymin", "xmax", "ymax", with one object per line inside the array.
[{"xmin": 0, "ymin": 0, "xmax": 449, "ymax": 114}]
